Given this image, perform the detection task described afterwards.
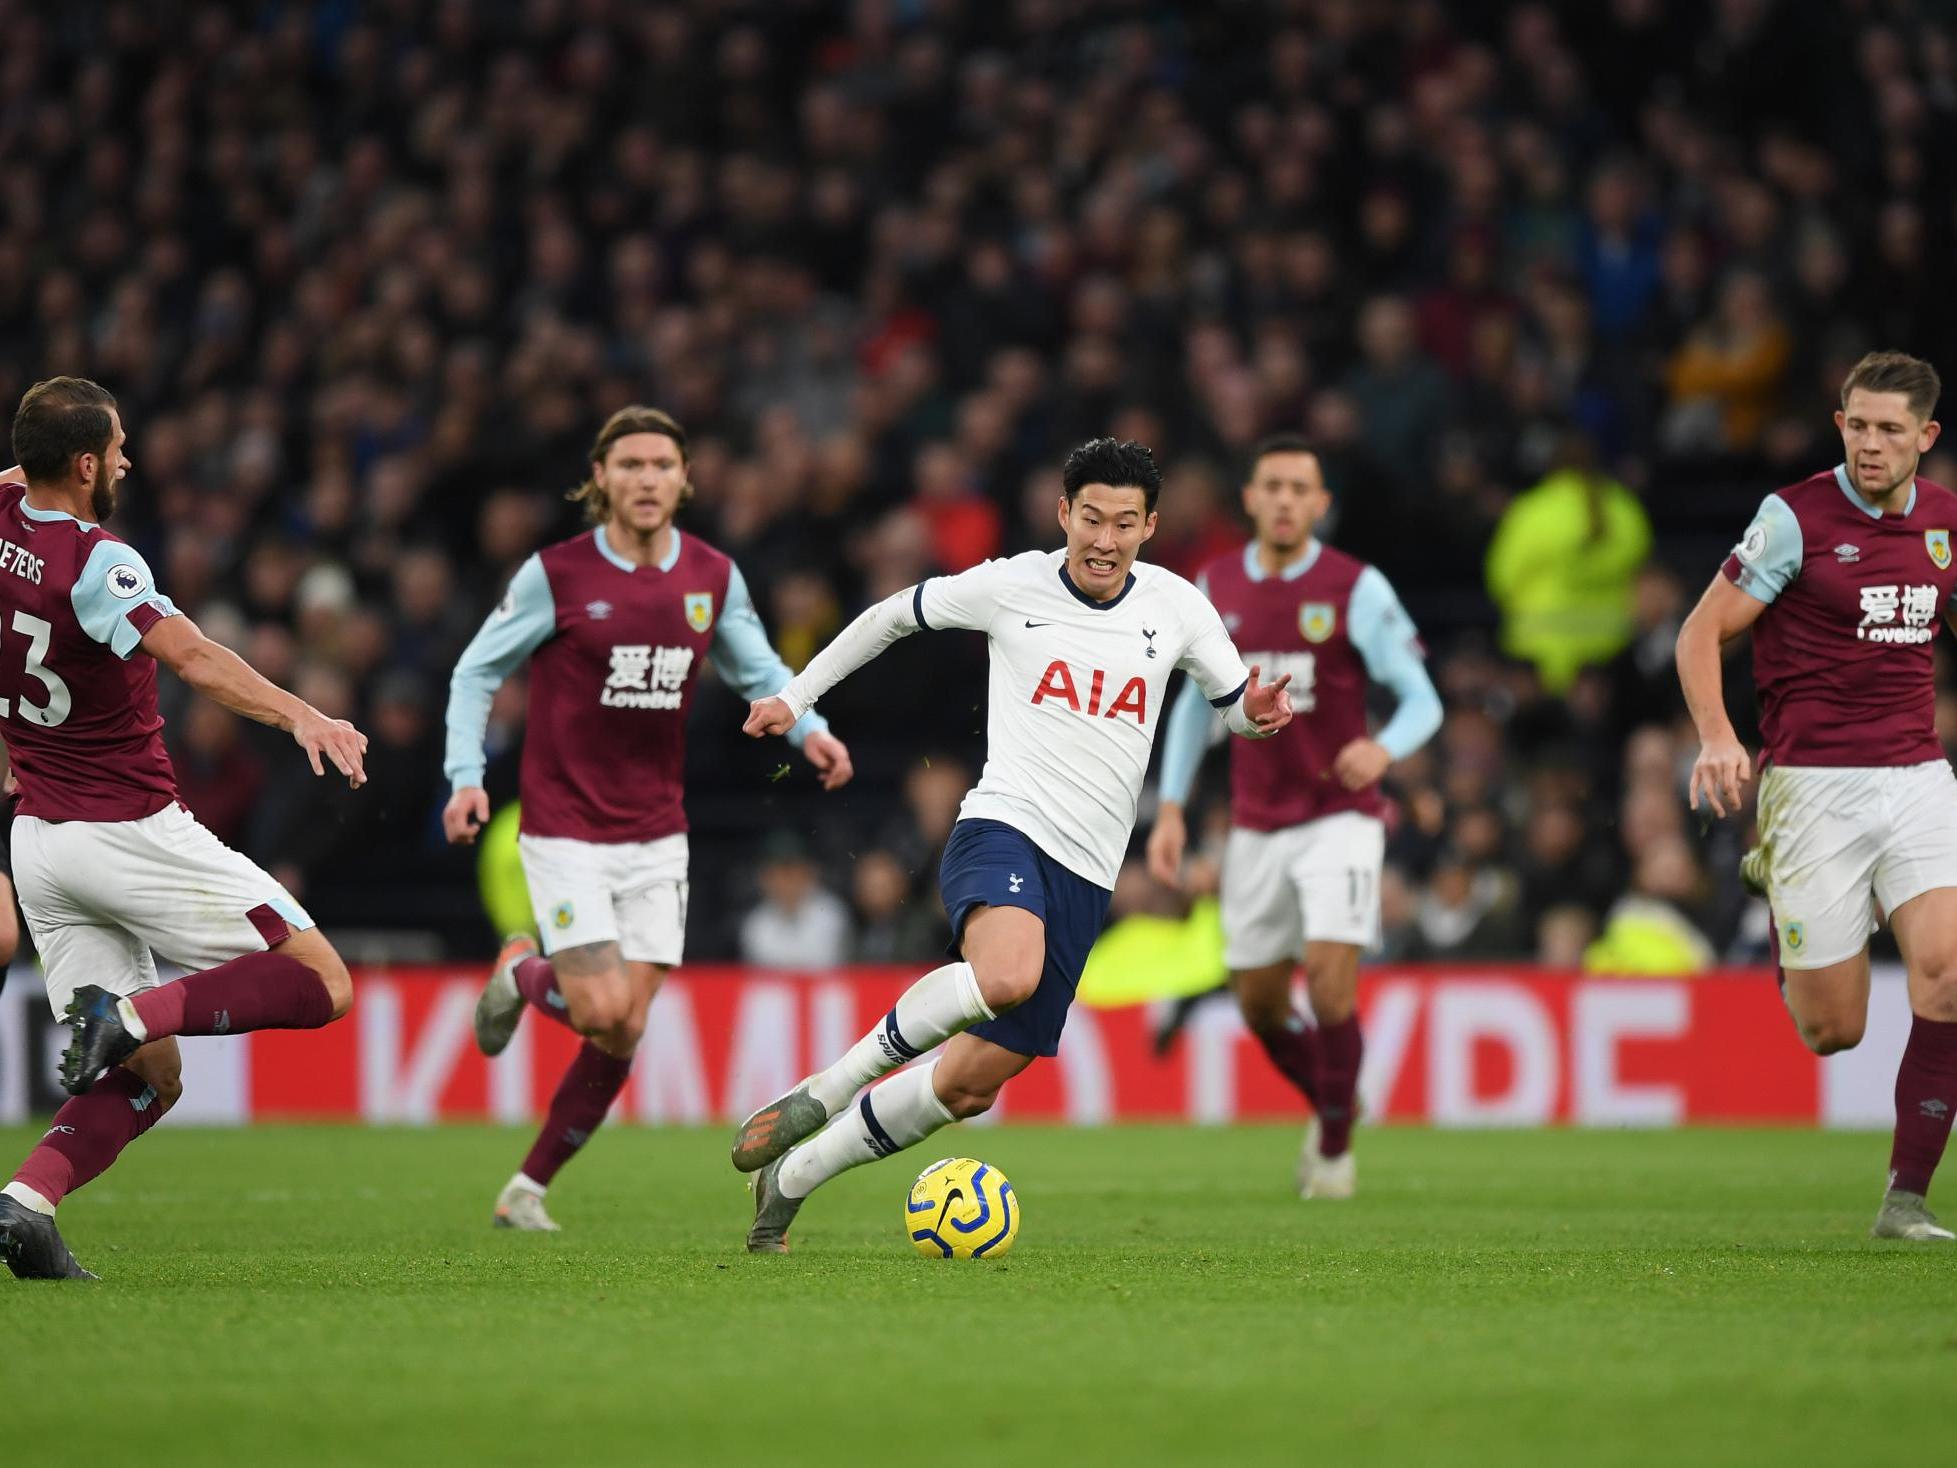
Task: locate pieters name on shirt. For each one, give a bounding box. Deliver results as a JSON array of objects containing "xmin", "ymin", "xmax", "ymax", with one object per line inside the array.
[
  {"xmin": 601, "ymin": 643, "xmax": 694, "ymax": 709},
  {"xmin": 0, "ymin": 538, "xmax": 46, "ymax": 584},
  {"xmin": 1030, "ymin": 659, "xmax": 1148, "ymax": 722}
]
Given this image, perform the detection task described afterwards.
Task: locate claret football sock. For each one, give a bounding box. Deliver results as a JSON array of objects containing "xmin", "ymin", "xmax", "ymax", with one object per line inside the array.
[
  {"xmin": 1254, "ymin": 1018, "xmax": 1321, "ymax": 1107},
  {"xmin": 514, "ymin": 956, "xmax": 575, "ymax": 1029},
  {"xmin": 122, "ymin": 951, "xmax": 334, "ymax": 1041},
  {"xmin": 520, "ymin": 1042, "xmax": 633, "ymax": 1187},
  {"xmin": 9, "ymin": 1067, "xmax": 167, "ymax": 1208},
  {"xmin": 1888, "ymin": 1014, "xmax": 1957, "ymax": 1197},
  {"xmin": 779, "ymin": 1061, "xmax": 955, "ymax": 1199},
  {"xmin": 1316, "ymin": 1015, "xmax": 1365, "ymax": 1157},
  {"xmin": 807, "ymin": 961, "xmax": 993, "ymax": 1114}
]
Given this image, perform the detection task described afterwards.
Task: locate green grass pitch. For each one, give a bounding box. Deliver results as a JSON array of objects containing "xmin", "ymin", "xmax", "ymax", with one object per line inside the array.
[{"xmin": 4, "ymin": 1123, "xmax": 1952, "ymax": 1466}]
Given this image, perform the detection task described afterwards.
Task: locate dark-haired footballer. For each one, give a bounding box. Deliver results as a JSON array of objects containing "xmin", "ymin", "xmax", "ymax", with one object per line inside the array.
[
  {"xmin": 1146, "ymin": 434, "xmax": 1440, "ymax": 1201},
  {"xmin": 0, "ymin": 378, "xmax": 368, "ymax": 1281},
  {"xmin": 732, "ymin": 437, "xmax": 1295, "ymax": 1251}
]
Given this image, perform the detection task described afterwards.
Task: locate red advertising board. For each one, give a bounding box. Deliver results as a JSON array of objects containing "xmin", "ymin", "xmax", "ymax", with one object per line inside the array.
[
  {"xmin": 0, "ymin": 964, "xmax": 1903, "ymax": 1128},
  {"xmin": 243, "ymin": 964, "xmax": 1828, "ymax": 1126}
]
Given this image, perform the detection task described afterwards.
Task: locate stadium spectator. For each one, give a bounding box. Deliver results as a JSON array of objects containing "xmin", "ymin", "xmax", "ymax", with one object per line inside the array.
[
  {"xmin": 0, "ymin": 0, "xmax": 1945, "ymax": 965},
  {"xmin": 1485, "ymin": 435, "xmax": 1653, "ymax": 692},
  {"xmin": 739, "ymin": 833, "xmax": 853, "ymax": 970},
  {"xmin": 849, "ymin": 849, "xmax": 943, "ymax": 965}
]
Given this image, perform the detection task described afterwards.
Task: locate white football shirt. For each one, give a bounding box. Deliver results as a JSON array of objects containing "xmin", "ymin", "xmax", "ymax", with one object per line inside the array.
[{"xmin": 780, "ymin": 550, "xmax": 1258, "ymax": 888}]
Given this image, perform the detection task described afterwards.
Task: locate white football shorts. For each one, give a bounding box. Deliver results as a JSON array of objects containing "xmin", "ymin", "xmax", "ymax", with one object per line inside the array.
[
  {"xmin": 12, "ymin": 802, "xmax": 315, "ymax": 1018},
  {"xmin": 518, "ymin": 831, "xmax": 688, "ymax": 965},
  {"xmin": 1756, "ymin": 760, "xmax": 1957, "ymax": 970},
  {"xmin": 1220, "ymin": 812, "xmax": 1386, "ymax": 968}
]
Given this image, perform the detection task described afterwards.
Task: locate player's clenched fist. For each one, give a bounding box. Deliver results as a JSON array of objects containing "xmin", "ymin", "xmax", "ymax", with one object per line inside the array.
[
  {"xmin": 1688, "ymin": 736, "xmax": 1752, "ymax": 818},
  {"xmin": 1333, "ymin": 737, "xmax": 1392, "ymax": 791},
  {"xmin": 744, "ymin": 695, "xmax": 797, "ymax": 738},
  {"xmin": 443, "ymin": 786, "xmax": 492, "ymax": 844}
]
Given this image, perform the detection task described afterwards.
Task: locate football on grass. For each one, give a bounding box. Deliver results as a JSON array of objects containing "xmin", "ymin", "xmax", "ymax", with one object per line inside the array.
[{"xmin": 905, "ymin": 1156, "xmax": 1018, "ymax": 1259}]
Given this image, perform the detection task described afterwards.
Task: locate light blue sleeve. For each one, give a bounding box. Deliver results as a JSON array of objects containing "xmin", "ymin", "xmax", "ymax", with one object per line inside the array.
[
  {"xmin": 1725, "ymin": 493, "xmax": 1804, "ymax": 605},
  {"xmin": 709, "ymin": 564, "xmax": 828, "ymax": 751},
  {"xmin": 1348, "ymin": 567, "xmax": 1443, "ymax": 761},
  {"xmin": 1157, "ymin": 673, "xmax": 1223, "ymax": 805},
  {"xmin": 443, "ymin": 555, "xmax": 556, "ymax": 791},
  {"xmin": 71, "ymin": 540, "xmax": 179, "ymax": 660}
]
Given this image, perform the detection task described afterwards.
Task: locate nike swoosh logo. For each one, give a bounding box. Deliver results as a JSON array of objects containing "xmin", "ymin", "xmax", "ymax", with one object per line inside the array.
[
  {"xmin": 1024, "ymin": 619, "xmax": 1051, "ymax": 628},
  {"xmin": 934, "ymin": 1187, "xmax": 963, "ymax": 1233}
]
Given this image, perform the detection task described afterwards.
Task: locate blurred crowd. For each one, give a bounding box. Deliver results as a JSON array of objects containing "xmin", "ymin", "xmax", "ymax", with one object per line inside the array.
[{"xmin": 5, "ymin": 0, "xmax": 1957, "ymax": 964}]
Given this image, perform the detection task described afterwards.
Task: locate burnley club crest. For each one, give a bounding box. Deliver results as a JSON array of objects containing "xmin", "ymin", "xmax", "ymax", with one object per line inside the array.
[
  {"xmin": 1927, "ymin": 529, "xmax": 1951, "ymax": 571},
  {"xmin": 684, "ymin": 591, "xmax": 715, "ymax": 632},
  {"xmin": 1300, "ymin": 602, "xmax": 1337, "ymax": 643}
]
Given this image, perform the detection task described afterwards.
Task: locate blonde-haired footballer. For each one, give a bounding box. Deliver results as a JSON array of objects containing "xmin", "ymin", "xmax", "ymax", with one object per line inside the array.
[{"xmin": 444, "ymin": 407, "xmax": 852, "ymax": 1231}]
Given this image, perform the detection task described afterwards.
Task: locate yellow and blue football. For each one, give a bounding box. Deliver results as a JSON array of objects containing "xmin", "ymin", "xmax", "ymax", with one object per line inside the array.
[{"xmin": 905, "ymin": 1156, "xmax": 1018, "ymax": 1259}]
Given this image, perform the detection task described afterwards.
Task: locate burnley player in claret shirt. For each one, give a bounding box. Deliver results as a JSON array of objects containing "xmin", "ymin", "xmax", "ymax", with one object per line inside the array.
[
  {"xmin": 0, "ymin": 378, "xmax": 369, "ymax": 1280},
  {"xmin": 443, "ymin": 406, "xmax": 852, "ymax": 1232},
  {"xmin": 1678, "ymin": 350, "xmax": 1957, "ymax": 1241},
  {"xmin": 1146, "ymin": 434, "xmax": 1440, "ymax": 1199}
]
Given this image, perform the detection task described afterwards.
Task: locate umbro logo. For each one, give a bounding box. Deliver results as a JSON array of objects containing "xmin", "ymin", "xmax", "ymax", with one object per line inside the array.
[
  {"xmin": 587, "ymin": 600, "xmax": 614, "ymax": 620},
  {"xmin": 1922, "ymin": 1098, "xmax": 1949, "ymax": 1118},
  {"xmin": 1835, "ymin": 544, "xmax": 1861, "ymax": 564}
]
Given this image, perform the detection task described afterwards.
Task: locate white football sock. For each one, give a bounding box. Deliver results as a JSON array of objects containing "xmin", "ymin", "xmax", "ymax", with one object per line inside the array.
[
  {"xmin": 778, "ymin": 1061, "xmax": 955, "ymax": 1200},
  {"xmin": 806, "ymin": 961, "xmax": 991, "ymax": 1113},
  {"xmin": 117, "ymin": 998, "xmax": 150, "ymax": 1043},
  {"xmin": 2, "ymin": 1180, "xmax": 55, "ymax": 1215}
]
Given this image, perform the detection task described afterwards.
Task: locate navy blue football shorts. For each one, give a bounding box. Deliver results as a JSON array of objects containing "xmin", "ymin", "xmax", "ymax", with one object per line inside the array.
[{"xmin": 937, "ymin": 817, "xmax": 1113, "ymax": 1058}]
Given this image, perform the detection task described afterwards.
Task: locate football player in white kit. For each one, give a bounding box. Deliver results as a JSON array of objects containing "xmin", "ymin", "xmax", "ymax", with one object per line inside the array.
[{"xmin": 730, "ymin": 438, "xmax": 1294, "ymax": 1251}]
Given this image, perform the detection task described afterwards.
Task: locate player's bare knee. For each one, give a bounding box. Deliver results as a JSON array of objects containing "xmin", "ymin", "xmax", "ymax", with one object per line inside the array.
[
  {"xmin": 569, "ymin": 991, "xmax": 630, "ymax": 1038},
  {"xmin": 1798, "ymin": 1013, "xmax": 1864, "ymax": 1055},
  {"xmin": 1235, "ymin": 987, "xmax": 1291, "ymax": 1034},
  {"xmin": 1911, "ymin": 964, "xmax": 1957, "ymax": 1021},
  {"xmin": 974, "ymin": 958, "xmax": 1040, "ymax": 1013}
]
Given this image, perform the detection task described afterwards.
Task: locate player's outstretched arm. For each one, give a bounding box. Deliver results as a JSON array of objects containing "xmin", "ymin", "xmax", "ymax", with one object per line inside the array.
[
  {"xmin": 746, "ymin": 585, "xmax": 932, "ymax": 736},
  {"xmin": 142, "ymin": 615, "xmax": 368, "ymax": 788},
  {"xmin": 1677, "ymin": 574, "xmax": 1768, "ymax": 818}
]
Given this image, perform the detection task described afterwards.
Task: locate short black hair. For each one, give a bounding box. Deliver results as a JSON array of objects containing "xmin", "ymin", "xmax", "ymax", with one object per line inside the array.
[
  {"xmin": 12, "ymin": 376, "xmax": 116, "ymax": 483},
  {"xmin": 1061, "ymin": 437, "xmax": 1161, "ymax": 512},
  {"xmin": 1246, "ymin": 432, "xmax": 1317, "ymax": 479}
]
